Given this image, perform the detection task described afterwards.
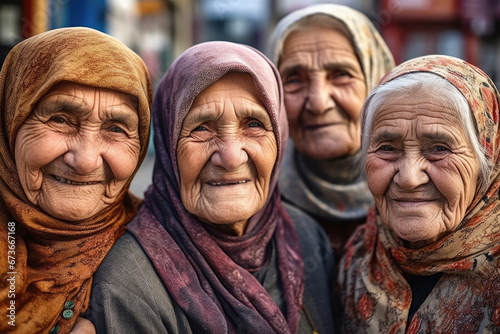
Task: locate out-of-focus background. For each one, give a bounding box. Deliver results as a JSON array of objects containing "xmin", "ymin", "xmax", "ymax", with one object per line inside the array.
[{"xmin": 2, "ymin": 0, "xmax": 500, "ymax": 197}]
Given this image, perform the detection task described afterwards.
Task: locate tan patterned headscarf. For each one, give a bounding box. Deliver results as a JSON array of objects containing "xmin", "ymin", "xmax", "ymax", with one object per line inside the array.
[
  {"xmin": 0, "ymin": 27, "xmax": 151, "ymax": 334},
  {"xmin": 267, "ymin": 4, "xmax": 395, "ymax": 251},
  {"xmin": 338, "ymin": 55, "xmax": 500, "ymax": 333},
  {"xmin": 268, "ymin": 4, "xmax": 395, "ymax": 95}
]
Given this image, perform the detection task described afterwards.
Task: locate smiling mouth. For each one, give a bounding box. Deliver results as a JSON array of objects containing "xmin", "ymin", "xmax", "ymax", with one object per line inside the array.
[
  {"xmin": 52, "ymin": 175, "xmax": 100, "ymax": 185},
  {"xmin": 393, "ymin": 198, "xmax": 433, "ymax": 207},
  {"xmin": 305, "ymin": 123, "xmax": 342, "ymax": 130},
  {"xmin": 208, "ymin": 180, "xmax": 248, "ymax": 186}
]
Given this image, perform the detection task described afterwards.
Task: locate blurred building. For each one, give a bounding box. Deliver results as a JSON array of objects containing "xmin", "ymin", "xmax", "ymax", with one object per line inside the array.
[{"xmin": 377, "ymin": 0, "xmax": 500, "ymax": 87}]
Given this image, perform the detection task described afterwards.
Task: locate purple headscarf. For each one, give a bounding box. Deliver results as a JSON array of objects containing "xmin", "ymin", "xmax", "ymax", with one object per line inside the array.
[{"xmin": 128, "ymin": 41, "xmax": 304, "ymax": 333}]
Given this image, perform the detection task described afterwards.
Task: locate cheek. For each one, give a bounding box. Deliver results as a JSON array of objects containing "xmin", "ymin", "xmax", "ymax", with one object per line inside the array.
[
  {"xmin": 335, "ymin": 85, "xmax": 366, "ymax": 120},
  {"xmin": 430, "ymin": 160, "xmax": 478, "ymax": 206},
  {"xmin": 284, "ymin": 93, "xmax": 303, "ymax": 120},
  {"xmin": 105, "ymin": 139, "xmax": 142, "ymax": 181},
  {"xmin": 250, "ymin": 137, "xmax": 277, "ymax": 180},
  {"xmin": 365, "ymin": 157, "xmax": 393, "ymax": 198},
  {"xmin": 177, "ymin": 143, "xmax": 209, "ymax": 187},
  {"xmin": 343, "ymin": 96, "xmax": 364, "ymax": 121},
  {"xmin": 15, "ymin": 129, "xmax": 66, "ymax": 172}
]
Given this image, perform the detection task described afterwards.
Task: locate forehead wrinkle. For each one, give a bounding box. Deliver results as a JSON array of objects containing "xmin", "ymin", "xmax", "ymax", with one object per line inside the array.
[
  {"xmin": 98, "ymin": 93, "xmax": 138, "ymax": 120},
  {"xmin": 371, "ymin": 129, "xmax": 403, "ymax": 144},
  {"xmin": 280, "ymin": 59, "xmax": 359, "ymax": 76},
  {"xmin": 235, "ymin": 102, "xmax": 269, "ymax": 119},
  {"xmin": 372, "ymin": 114, "xmax": 466, "ymax": 147},
  {"xmin": 37, "ymin": 92, "xmax": 91, "ymax": 116},
  {"xmin": 186, "ymin": 101, "xmax": 223, "ymax": 124},
  {"xmin": 101, "ymin": 106, "xmax": 138, "ymax": 125},
  {"xmin": 417, "ymin": 121, "xmax": 467, "ymax": 146}
]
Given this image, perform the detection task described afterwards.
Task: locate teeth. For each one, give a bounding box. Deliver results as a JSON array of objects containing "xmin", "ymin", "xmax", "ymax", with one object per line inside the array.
[
  {"xmin": 53, "ymin": 175, "xmax": 98, "ymax": 185},
  {"xmin": 209, "ymin": 180, "xmax": 248, "ymax": 186}
]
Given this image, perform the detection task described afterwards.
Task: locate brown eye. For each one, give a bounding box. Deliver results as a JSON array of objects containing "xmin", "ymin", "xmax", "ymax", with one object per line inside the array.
[
  {"xmin": 434, "ymin": 145, "xmax": 449, "ymax": 152},
  {"xmin": 284, "ymin": 74, "xmax": 301, "ymax": 85},
  {"xmin": 110, "ymin": 126, "xmax": 124, "ymax": 133},
  {"xmin": 193, "ymin": 125, "xmax": 209, "ymax": 132},
  {"xmin": 379, "ymin": 145, "xmax": 395, "ymax": 151},
  {"xmin": 50, "ymin": 116, "xmax": 66, "ymax": 124},
  {"xmin": 248, "ymin": 121, "xmax": 263, "ymax": 128}
]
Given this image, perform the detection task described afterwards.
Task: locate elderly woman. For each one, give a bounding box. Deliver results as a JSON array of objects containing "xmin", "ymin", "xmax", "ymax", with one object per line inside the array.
[
  {"xmin": 338, "ymin": 55, "xmax": 500, "ymax": 333},
  {"xmin": 86, "ymin": 41, "xmax": 335, "ymax": 333},
  {"xmin": 267, "ymin": 4, "xmax": 395, "ymax": 258},
  {"xmin": 0, "ymin": 27, "xmax": 151, "ymax": 334}
]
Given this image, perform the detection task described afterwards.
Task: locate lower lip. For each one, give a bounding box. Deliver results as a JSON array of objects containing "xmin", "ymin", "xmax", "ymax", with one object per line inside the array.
[
  {"xmin": 393, "ymin": 200, "xmax": 431, "ymax": 208},
  {"xmin": 305, "ymin": 123, "xmax": 341, "ymax": 130},
  {"xmin": 52, "ymin": 175, "xmax": 99, "ymax": 186},
  {"xmin": 208, "ymin": 182, "xmax": 248, "ymax": 187}
]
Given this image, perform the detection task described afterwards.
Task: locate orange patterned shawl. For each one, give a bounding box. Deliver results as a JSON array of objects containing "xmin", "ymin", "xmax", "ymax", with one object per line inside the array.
[
  {"xmin": 338, "ymin": 55, "xmax": 500, "ymax": 333},
  {"xmin": 0, "ymin": 27, "xmax": 151, "ymax": 334}
]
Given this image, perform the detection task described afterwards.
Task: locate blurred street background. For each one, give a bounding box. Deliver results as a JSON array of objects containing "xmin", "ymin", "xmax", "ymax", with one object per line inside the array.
[{"xmin": 2, "ymin": 0, "xmax": 500, "ymax": 197}]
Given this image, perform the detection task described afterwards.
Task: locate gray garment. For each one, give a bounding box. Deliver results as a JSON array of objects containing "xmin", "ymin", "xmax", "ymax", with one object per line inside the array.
[{"xmin": 86, "ymin": 203, "xmax": 335, "ymax": 334}]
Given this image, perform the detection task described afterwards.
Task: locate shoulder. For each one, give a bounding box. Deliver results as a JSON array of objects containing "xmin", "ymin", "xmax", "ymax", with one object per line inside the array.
[
  {"xmin": 87, "ymin": 232, "xmax": 193, "ymax": 333},
  {"xmin": 283, "ymin": 200, "xmax": 335, "ymax": 286},
  {"xmin": 283, "ymin": 203, "xmax": 337, "ymax": 333},
  {"xmin": 89, "ymin": 231, "xmax": 166, "ymax": 310},
  {"xmin": 92, "ymin": 232, "xmax": 154, "ymax": 284},
  {"xmin": 283, "ymin": 202, "xmax": 331, "ymax": 255},
  {"xmin": 283, "ymin": 201, "xmax": 317, "ymax": 231}
]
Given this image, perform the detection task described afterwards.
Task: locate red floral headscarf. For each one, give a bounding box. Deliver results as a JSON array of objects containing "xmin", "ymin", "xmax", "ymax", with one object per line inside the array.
[{"xmin": 338, "ymin": 55, "xmax": 500, "ymax": 333}]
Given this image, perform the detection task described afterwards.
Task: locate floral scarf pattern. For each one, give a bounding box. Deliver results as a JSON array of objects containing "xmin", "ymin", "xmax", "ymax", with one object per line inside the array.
[{"xmin": 338, "ymin": 55, "xmax": 500, "ymax": 333}]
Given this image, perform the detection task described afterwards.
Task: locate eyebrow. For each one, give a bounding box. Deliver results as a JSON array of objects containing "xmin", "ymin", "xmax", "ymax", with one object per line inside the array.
[
  {"xmin": 104, "ymin": 104, "xmax": 138, "ymax": 121},
  {"xmin": 39, "ymin": 95, "xmax": 88, "ymax": 114},
  {"xmin": 185, "ymin": 103, "xmax": 270, "ymax": 126},
  {"xmin": 419, "ymin": 131, "xmax": 458, "ymax": 145},
  {"xmin": 372, "ymin": 130, "xmax": 459, "ymax": 145},
  {"xmin": 39, "ymin": 95, "xmax": 137, "ymax": 123},
  {"xmin": 371, "ymin": 130, "xmax": 402, "ymax": 144},
  {"xmin": 280, "ymin": 61, "xmax": 359, "ymax": 77}
]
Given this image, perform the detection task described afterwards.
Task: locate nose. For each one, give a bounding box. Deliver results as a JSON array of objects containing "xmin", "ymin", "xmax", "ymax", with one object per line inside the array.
[
  {"xmin": 305, "ymin": 74, "xmax": 335, "ymax": 114},
  {"xmin": 210, "ymin": 137, "xmax": 249, "ymax": 170},
  {"xmin": 393, "ymin": 154, "xmax": 430, "ymax": 190},
  {"xmin": 62, "ymin": 135, "xmax": 104, "ymax": 175}
]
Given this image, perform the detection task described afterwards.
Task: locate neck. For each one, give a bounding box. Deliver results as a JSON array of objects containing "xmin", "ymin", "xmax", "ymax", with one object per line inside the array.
[
  {"xmin": 206, "ymin": 221, "xmax": 248, "ymax": 236},
  {"xmin": 298, "ymin": 149, "xmax": 363, "ymax": 184}
]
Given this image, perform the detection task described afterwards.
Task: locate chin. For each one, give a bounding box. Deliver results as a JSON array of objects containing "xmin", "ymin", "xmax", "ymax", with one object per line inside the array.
[
  {"xmin": 44, "ymin": 206, "xmax": 99, "ymax": 222},
  {"xmin": 304, "ymin": 149, "xmax": 348, "ymax": 160}
]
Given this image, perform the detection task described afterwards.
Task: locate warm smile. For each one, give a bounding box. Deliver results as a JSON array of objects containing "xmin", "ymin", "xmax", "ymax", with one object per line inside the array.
[
  {"xmin": 392, "ymin": 198, "xmax": 433, "ymax": 207},
  {"xmin": 52, "ymin": 175, "xmax": 100, "ymax": 185},
  {"xmin": 304, "ymin": 122, "xmax": 343, "ymax": 130},
  {"xmin": 207, "ymin": 180, "xmax": 249, "ymax": 186}
]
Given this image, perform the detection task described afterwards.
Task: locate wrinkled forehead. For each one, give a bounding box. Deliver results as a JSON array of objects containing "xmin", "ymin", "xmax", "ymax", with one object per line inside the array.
[
  {"xmin": 36, "ymin": 82, "xmax": 139, "ymax": 118},
  {"xmin": 277, "ymin": 15, "xmax": 351, "ymax": 64}
]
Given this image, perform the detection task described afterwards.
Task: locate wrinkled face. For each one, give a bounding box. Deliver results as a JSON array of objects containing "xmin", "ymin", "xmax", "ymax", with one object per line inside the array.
[
  {"xmin": 365, "ymin": 94, "xmax": 480, "ymax": 248},
  {"xmin": 177, "ymin": 72, "xmax": 277, "ymax": 235},
  {"xmin": 15, "ymin": 82, "xmax": 141, "ymax": 221},
  {"xmin": 279, "ymin": 26, "xmax": 366, "ymax": 160}
]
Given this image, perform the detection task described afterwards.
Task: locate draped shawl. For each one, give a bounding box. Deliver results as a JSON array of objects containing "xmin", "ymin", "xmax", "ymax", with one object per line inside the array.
[
  {"xmin": 339, "ymin": 55, "xmax": 500, "ymax": 333},
  {"xmin": 267, "ymin": 4, "xmax": 395, "ymax": 223},
  {"xmin": 127, "ymin": 41, "xmax": 304, "ymax": 334},
  {"xmin": 0, "ymin": 27, "xmax": 152, "ymax": 334}
]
